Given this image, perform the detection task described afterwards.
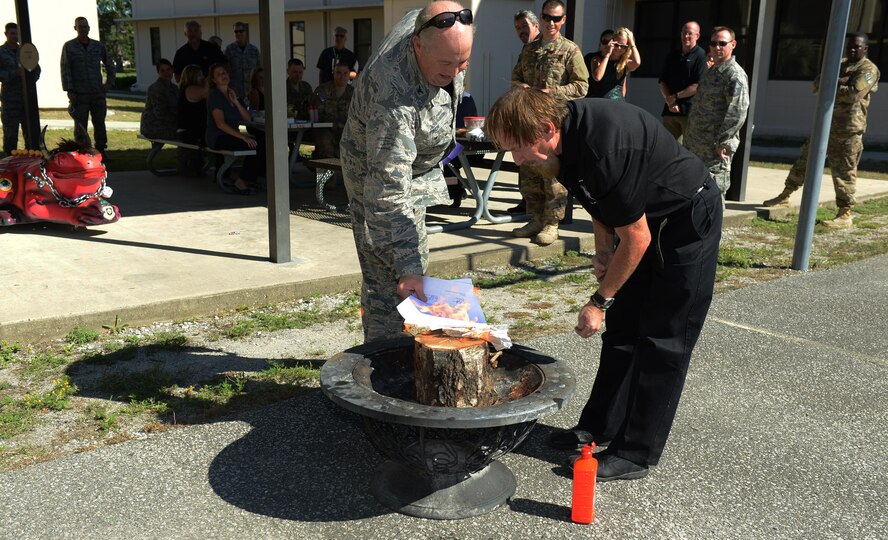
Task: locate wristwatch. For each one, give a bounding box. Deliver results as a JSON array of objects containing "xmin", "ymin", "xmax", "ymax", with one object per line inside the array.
[{"xmin": 589, "ymin": 291, "xmax": 615, "ymax": 311}]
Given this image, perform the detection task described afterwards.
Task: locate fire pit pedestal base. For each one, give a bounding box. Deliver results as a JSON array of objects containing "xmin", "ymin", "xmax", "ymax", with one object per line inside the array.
[{"xmin": 372, "ymin": 459, "xmax": 516, "ymax": 520}]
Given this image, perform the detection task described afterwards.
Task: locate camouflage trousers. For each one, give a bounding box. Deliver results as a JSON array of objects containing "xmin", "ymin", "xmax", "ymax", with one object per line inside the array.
[
  {"xmin": 68, "ymin": 92, "xmax": 108, "ymax": 150},
  {"xmin": 785, "ymin": 135, "xmax": 862, "ymax": 208},
  {"xmin": 518, "ymin": 166, "xmax": 567, "ymax": 226},
  {"xmin": 350, "ymin": 199, "xmax": 428, "ymax": 343},
  {"xmin": 1, "ymin": 100, "xmax": 24, "ymax": 155},
  {"xmin": 699, "ymin": 154, "xmax": 734, "ymax": 198}
]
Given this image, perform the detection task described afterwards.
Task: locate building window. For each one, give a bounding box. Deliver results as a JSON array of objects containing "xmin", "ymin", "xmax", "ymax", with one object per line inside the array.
[
  {"xmin": 771, "ymin": 0, "xmax": 887, "ymax": 80},
  {"xmin": 150, "ymin": 27, "xmax": 161, "ymax": 66},
  {"xmin": 290, "ymin": 21, "xmax": 305, "ymax": 63},
  {"xmin": 354, "ymin": 18, "xmax": 372, "ymax": 71},
  {"xmin": 632, "ymin": 0, "xmax": 752, "ymax": 78}
]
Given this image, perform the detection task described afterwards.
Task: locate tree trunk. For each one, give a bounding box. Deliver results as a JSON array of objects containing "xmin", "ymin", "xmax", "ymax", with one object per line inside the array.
[{"xmin": 413, "ymin": 331, "xmax": 495, "ymax": 407}]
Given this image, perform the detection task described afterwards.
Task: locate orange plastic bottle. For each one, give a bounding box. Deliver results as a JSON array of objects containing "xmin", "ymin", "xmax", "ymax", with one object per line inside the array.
[{"xmin": 571, "ymin": 443, "xmax": 597, "ymax": 524}]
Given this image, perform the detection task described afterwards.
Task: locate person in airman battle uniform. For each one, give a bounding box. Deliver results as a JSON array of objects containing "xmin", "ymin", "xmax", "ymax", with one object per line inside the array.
[
  {"xmin": 340, "ymin": 1, "xmax": 473, "ymax": 342},
  {"xmin": 684, "ymin": 26, "xmax": 749, "ymax": 198},
  {"xmin": 510, "ymin": 0, "xmax": 588, "ymax": 246},
  {"xmin": 0, "ymin": 22, "xmax": 41, "ymax": 156},
  {"xmin": 312, "ymin": 63, "xmax": 354, "ymax": 158},
  {"xmin": 762, "ymin": 33, "xmax": 879, "ymax": 229}
]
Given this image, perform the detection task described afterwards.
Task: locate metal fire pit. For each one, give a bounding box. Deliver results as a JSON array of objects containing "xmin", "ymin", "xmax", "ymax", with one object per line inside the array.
[{"xmin": 321, "ymin": 337, "xmax": 575, "ymax": 520}]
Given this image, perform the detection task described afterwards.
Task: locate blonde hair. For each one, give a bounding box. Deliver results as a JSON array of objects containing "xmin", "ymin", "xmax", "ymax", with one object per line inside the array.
[
  {"xmin": 179, "ymin": 65, "xmax": 204, "ymax": 89},
  {"xmin": 613, "ymin": 27, "xmax": 634, "ymax": 78}
]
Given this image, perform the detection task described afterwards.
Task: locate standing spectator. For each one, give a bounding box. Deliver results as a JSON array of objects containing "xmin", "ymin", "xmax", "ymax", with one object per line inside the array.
[
  {"xmin": 176, "ymin": 65, "xmax": 208, "ymax": 177},
  {"xmin": 172, "ymin": 20, "xmax": 226, "ymax": 82},
  {"xmin": 60, "ymin": 16, "xmax": 115, "ymax": 155},
  {"xmin": 224, "ymin": 22, "xmax": 260, "ymax": 102},
  {"xmin": 205, "ymin": 63, "xmax": 265, "ymax": 195},
  {"xmin": 513, "ymin": 10, "xmax": 540, "ymax": 45},
  {"xmin": 763, "ymin": 33, "xmax": 879, "ymax": 229},
  {"xmin": 340, "ymin": 2, "xmax": 472, "ymax": 342},
  {"xmin": 286, "ymin": 58, "xmax": 315, "ymax": 120},
  {"xmin": 510, "ymin": 0, "xmax": 588, "ymax": 246},
  {"xmin": 316, "ymin": 27, "xmax": 358, "ymax": 85},
  {"xmin": 312, "ymin": 63, "xmax": 353, "ymax": 159},
  {"xmin": 208, "ymin": 36, "xmax": 223, "ymax": 49},
  {"xmin": 0, "ymin": 22, "xmax": 41, "ymax": 156},
  {"xmin": 507, "ymin": 9, "xmax": 541, "ymax": 214},
  {"xmin": 246, "ymin": 67, "xmax": 265, "ymax": 112},
  {"xmin": 586, "ymin": 27, "xmax": 641, "ymax": 100},
  {"xmin": 139, "ymin": 58, "xmax": 178, "ymax": 140},
  {"xmin": 658, "ymin": 21, "xmax": 708, "ymax": 142},
  {"xmin": 485, "ymin": 87, "xmax": 722, "ymax": 483},
  {"xmin": 684, "ymin": 26, "xmax": 749, "ymax": 198}
]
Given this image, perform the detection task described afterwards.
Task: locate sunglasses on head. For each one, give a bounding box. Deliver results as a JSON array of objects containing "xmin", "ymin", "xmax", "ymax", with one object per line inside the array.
[
  {"xmin": 415, "ymin": 8, "xmax": 473, "ymax": 35},
  {"xmin": 541, "ymin": 13, "xmax": 564, "ymax": 23},
  {"xmin": 710, "ymin": 40, "xmax": 731, "ymax": 47}
]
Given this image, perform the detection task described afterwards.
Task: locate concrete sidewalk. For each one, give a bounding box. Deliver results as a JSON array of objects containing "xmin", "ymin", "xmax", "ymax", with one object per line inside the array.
[
  {"xmin": 1, "ymin": 255, "xmax": 886, "ymax": 539},
  {"xmin": 1, "ymin": 164, "xmax": 887, "ymax": 343}
]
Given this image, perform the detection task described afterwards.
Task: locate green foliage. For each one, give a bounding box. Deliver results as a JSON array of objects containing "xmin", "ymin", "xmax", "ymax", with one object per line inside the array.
[
  {"xmin": 193, "ymin": 377, "xmax": 247, "ymax": 404},
  {"xmin": 102, "ymin": 315, "xmax": 130, "ymax": 335},
  {"xmin": 0, "ymin": 397, "xmax": 36, "ymax": 439},
  {"xmin": 256, "ymin": 361, "xmax": 321, "ymax": 385},
  {"xmin": 23, "ymin": 377, "xmax": 77, "ymax": 411},
  {"xmin": 82, "ymin": 344, "xmax": 139, "ymax": 366},
  {"xmin": 66, "ymin": 326, "xmax": 100, "ymax": 345},
  {"xmin": 89, "ymin": 404, "xmax": 120, "ymax": 434},
  {"xmin": 151, "ymin": 331, "xmax": 188, "ymax": 349},
  {"xmin": 98, "ymin": 0, "xmax": 134, "ymax": 70},
  {"xmin": 0, "ymin": 341, "xmax": 23, "ymax": 367},
  {"xmin": 21, "ymin": 352, "xmax": 68, "ymax": 377}
]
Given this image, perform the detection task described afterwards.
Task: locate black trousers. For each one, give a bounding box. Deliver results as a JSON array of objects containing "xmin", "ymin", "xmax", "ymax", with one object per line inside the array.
[
  {"xmin": 212, "ymin": 133, "xmax": 266, "ymax": 183},
  {"xmin": 577, "ymin": 181, "xmax": 723, "ymax": 466}
]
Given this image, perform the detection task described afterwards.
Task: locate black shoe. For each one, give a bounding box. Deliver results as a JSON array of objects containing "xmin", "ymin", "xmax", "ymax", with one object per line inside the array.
[
  {"xmin": 595, "ymin": 453, "xmax": 649, "ymax": 482},
  {"xmin": 447, "ymin": 182, "xmax": 465, "ymax": 208},
  {"xmin": 547, "ymin": 427, "xmax": 595, "ymax": 450},
  {"xmin": 506, "ymin": 200, "xmax": 526, "ymax": 214}
]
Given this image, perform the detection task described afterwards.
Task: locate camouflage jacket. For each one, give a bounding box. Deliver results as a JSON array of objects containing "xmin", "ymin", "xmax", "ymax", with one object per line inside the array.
[
  {"xmin": 685, "ymin": 57, "xmax": 749, "ymax": 157},
  {"xmin": 60, "ymin": 38, "xmax": 115, "ymax": 94},
  {"xmin": 224, "ymin": 42, "xmax": 261, "ymax": 100},
  {"xmin": 341, "ymin": 8, "xmax": 461, "ymax": 277},
  {"xmin": 139, "ymin": 78, "xmax": 179, "ymax": 139},
  {"xmin": 286, "ymin": 80, "xmax": 316, "ymax": 119},
  {"xmin": 814, "ymin": 57, "xmax": 880, "ymax": 136},
  {"xmin": 511, "ymin": 34, "xmax": 588, "ymax": 99},
  {"xmin": 314, "ymin": 82, "xmax": 354, "ymax": 129},
  {"xmin": 0, "ymin": 43, "xmax": 41, "ymax": 103}
]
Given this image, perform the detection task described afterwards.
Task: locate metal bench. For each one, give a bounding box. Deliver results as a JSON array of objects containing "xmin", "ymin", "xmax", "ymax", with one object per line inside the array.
[
  {"xmin": 303, "ymin": 158, "xmax": 347, "ymax": 212},
  {"xmin": 137, "ymin": 133, "xmax": 256, "ymax": 194}
]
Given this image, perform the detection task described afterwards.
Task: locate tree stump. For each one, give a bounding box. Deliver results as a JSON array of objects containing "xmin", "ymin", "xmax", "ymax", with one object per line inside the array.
[{"xmin": 413, "ymin": 331, "xmax": 496, "ymax": 407}]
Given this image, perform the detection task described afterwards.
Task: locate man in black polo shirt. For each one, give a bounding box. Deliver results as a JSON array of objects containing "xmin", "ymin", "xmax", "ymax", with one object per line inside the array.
[
  {"xmin": 172, "ymin": 20, "xmax": 226, "ymax": 82},
  {"xmin": 486, "ymin": 87, "xmax": 723, "ymax": 482},
  {"xmin": 658, "ymin": 21, "xmax": 708, "ymax": 142}
]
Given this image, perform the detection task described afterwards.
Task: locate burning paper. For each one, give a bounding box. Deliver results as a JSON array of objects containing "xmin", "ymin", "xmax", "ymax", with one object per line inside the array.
[{"xmin": 397, "ymin": 277, "xmax": 511, "ymax": 350}]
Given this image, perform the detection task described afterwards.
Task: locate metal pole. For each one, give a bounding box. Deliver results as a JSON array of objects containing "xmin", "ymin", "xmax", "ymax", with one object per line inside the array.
[
  {"xmin": 727, "ymin": 0, "xmax": 768, "ymax": 202},
  {"xmin": 14, "ymin": 0, "xmax": 41, "ymax": 151},
  {"xmin": 791, "ymin": 0, "xmax": 853, "ymax": 271},
  {"xmin": 260, "ymin": 0, "xmax": 292, "ymax": 263}
]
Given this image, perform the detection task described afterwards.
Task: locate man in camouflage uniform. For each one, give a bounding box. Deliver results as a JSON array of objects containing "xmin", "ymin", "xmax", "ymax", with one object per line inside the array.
[
  {"xmin": 341, "ymin": 1, "xmax": 472, "ymax": 342},
  {"xmin": 312, "ymin": 63, "xmax": 353, "ymax": 158},
  {"xmin": 224, "ymin": 22, "xmax": 261, "ymax": 101},
  {"xmin": 510, "ymin": 0, "xmax": 588, "ymax": 245},
  {"xmin": 60, "ymin": 16, "xmax": 115, "ymax": 154},
  {"xmin": 763, "ymin": 33, "xmax": 879, "ymax": 229},
  {"xmin": 0, "ymin": 22, "xmax": 40, "ymax": 156},
  {"xmin": 286, "ymin": 58, "xmax": 315, "ymax": 120},
  {"xmin": 684, "ymin": 26, "xmax": 749, "ymax": 198}
]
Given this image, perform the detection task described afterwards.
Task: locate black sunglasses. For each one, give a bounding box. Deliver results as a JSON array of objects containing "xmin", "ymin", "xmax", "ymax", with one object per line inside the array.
[
  {"xmin": 415, "ymin": 9, "xmax": 473, "ymax": 35},
  {"xmin": 541, "ymin": 13, "xmax": 565, "ymax": 23},
  {"xmin": 612, "ymin": 43, "xmax": 629, "ymax": 49},
  {"xmin": 710, "ymin": 40, "xmax": 731, "ymax": 47}
]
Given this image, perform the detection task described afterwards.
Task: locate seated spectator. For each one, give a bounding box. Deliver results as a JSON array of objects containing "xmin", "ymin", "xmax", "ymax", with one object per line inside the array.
[
  {"xmin": 286, "ymin": 58, "xmax": 315, "ymax": 120},
  {"xmin": 586, "ymin": 27, "xmax": 641, "ymax": 99},
  {"xmin": 205, "ymin": 62, "xmax": 265, "ymax": 195},
  {"xmin": 176, "ymin": 64, "xmax": 208, "ymax": 176},
  {"xmin": 311, "ymin": 62, "xmax": 353, "ymax": 159},
  {"xmin": 140, "ymin": 58, "xmax": 178, "ymax": 140},
  {"xmin": 246, "ymin": 66, "xmax": 264, "ymax": 112}
]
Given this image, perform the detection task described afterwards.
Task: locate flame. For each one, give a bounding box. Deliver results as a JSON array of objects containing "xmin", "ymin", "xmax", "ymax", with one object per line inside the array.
[{"xmin": 417, "ymin": 299, "xmax": 472, "ymax": 321}]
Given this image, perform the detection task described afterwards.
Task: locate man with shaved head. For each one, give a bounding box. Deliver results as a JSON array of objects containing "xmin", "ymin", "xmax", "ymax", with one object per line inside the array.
[{"xmin": 341, "ymin": 1, "xmax": 473, "ymax": 342}]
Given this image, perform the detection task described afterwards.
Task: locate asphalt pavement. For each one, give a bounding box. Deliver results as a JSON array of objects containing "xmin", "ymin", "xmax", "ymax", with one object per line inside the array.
[{"xmin": 1, "ymin": 254, "xmax": 886, "ymax": 539}]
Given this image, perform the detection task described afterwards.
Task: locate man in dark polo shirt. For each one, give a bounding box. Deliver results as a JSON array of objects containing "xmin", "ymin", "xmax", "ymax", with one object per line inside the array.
[
  {"xmin": 486, "ymin": 87, "xmax": 723, "ymax": 482},
  {"xmin": 172, "ymin": 20, "xmax": 226, "ymax": 82},
  {"xmin": 658, "ymin": 21, "xmax": 708, "ymax": 142}
]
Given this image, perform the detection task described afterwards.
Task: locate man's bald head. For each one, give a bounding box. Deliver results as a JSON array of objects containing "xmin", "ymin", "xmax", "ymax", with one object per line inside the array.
[{"xmin": 412, "ymin": 1, "xmax": 473, "ymax": 87}]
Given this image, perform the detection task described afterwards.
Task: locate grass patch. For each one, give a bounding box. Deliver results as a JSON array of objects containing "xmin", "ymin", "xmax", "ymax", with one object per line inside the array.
[
  {"xmin": 82, "ymin": 343, "xmax": 140, "ymax": 366},
  {"xmin": 256, "ymin": 361, "xmax": 321, "ymax": 385},
  {"xmin": 23, "ymin": 377, "xmax": 77, "ymax": 411},
  {"xmin": 150, "ymin": 331, "xmax": 188, "ymax": 350},
  {"xmin": 20, "ymin": 352, "xmax": 69, "ymax": 377},
  {"xmin": 0, "ymin": 397, "xmax": 36, "ymax": 439},
  {"xmin": 65, "ymin": 326, "xmax": 100, "ymax": 345},
  {"xmin": 86, "ymin": 403, "xmax": 120, "ymax": 435},
  {"xmin": 0, "ymin": 341, "xmax": 23, "ymax": 367}
]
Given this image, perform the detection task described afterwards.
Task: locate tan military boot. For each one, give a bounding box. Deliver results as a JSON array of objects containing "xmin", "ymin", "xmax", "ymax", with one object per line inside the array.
[
  {"xmin": 762, "ymin": 188, "xmax": 794, "ymax": 207},
  {"xmin": 512, "ymin": 220, "xmax": 543, "ymax": 238},
  {"xmin": 822, "ymin": 207, "xmax": 853, "ymax": 229},
  {"xmin": 533, "ymin": 225, "xmax": 559, "ymax": 246}
]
